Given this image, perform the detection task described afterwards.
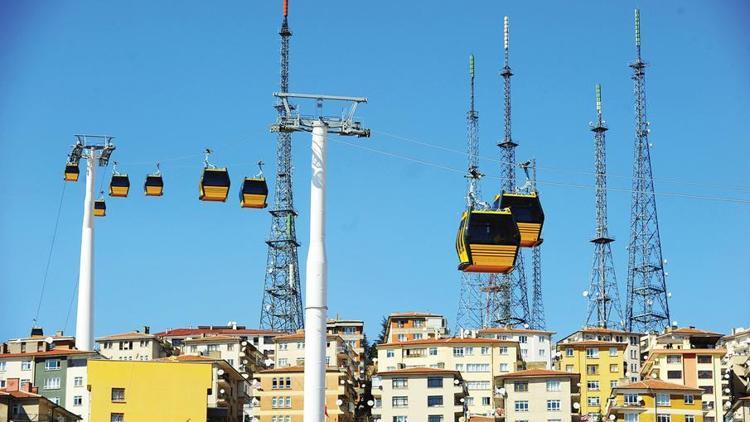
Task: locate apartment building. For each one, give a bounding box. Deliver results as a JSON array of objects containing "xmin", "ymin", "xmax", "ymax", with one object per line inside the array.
[
  {"xmin": 558, "ymin": 327, "xmax": 643, "ymax": 383},
  {"xmin": 95, "ymin": 328, "xmax": 172, "ymax": 361},
  {"xmin": 478, "ymin": 327, "xmax": 555, "ymax": 369},
  {"xmin": 495, "ymin": 368, "xmax": 580, "ymax": 422},
  {"xmin": 727, "ymin": 396, "xmax": 750, "ymax": 422},
  {"xmin": 155, "ymin": 324, "xmax": 282, "ymax": 363},
  {"xmin": 385, "ymin": 313, "xmax": 448, "ymax": 343},
  {"xmin": 377, "ymin": 337, "xmax": 521, "ymax": 417},
  {"xmin": 719, "ymin": 327, "xmax": 750, "ymax": 402},
  {"xmin": 372, "ymin": 367, "xmax": 467, "ymax": 422},
  {"xmin": 273, "ymin": 332, "xmax": 358, "ymax": 375},
  {"xmin": 327, "ymin": 319, "xmax": 365, "ymax": 359},
  {"xmin": 182, "ymin": 335, "xmax": 265, "ymax": 375},
  {"xmin": 0, "ymin": 378, "xmax": 81, "ymax": 422},
  {"xmin": 556, "ymin": 340, "xmax": 628, "ymax": 421},
  {"xmin": 253, "ymin": 365, "xmax": 357, "ymax": 422},
  {"xmin": 605, "ymin": 379, "xmax": 704, "ymax": 422},
  {"xmin": 641, "ymin": 327, "xmax": 727, "ymax": 422}
]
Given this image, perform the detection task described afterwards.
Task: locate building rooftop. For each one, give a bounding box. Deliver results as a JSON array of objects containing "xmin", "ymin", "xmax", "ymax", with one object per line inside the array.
[
  {"xmin": 273, "ymin": 331, "xmax": 342, "ymax": 342},
  {"xmin": 154, "ymin": 327, "xmax": 284, "ymax": 338},
  {"xmin": 496, "ymin": 368, "xmax": 580, "ymax": 380},
  {"xmin": 0, "ymin": 349, "xmax": 97, "ymax": 359},
  {"xmin": 259, "ymin": 365, "xmax": 342, "ymax": 374},
  {"xmin": 183, "ymin": 335, "xmax": 240, "ymax": 344},
  {"xmin": 479, "ymin": 327, "xmax": 555, "ymax": 335},
  {"xmin": 96, "ymin": 331, "xmax": 156, "ymax": 341},
  {"xmin": 661, "ymin": 327, "xmax": 723, "ymax": 337},
  {"xmin": 381, "ymin": 337, "xmax": 518, "ymax": 347},
  {"xmin": 388, "ymin": 312, "xmax": 443, "ymax": 318},
  {"xmin": 377, "ymin": 367, "xmax": 462, "ymax": 377},
  {"xmin": 615, "ymin": 379, "xmax": 703, "ymax": 392},
  {"xmin": 556, "ymin": 340, "xmax": 627, "ymax": 349}
]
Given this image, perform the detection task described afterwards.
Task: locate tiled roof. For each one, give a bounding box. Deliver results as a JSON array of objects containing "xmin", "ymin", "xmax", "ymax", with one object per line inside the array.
[
  {"xmin": 556, "ymin": 340, "xmax": 627, "ymax": 349},
  {"xmin": 649, "ymin": 348, "xmax": 727, "ymax": 355},
  {"xmin": 0, "ymin": 389, "xmax": 41, "ymax": 398},
  {"xmin": 0, "ymin": 349, "xmax": 97, "ymax": 359},
  {"xmin": 274, "ymin": 332, "xmax": 341, "ymax": 342},
  {"xmin": 479, "ymin": 327, "xmax": 555, "ymax": 335},
  {"xmin": 96, "ymin": 331, "xmax": 155, "ymax": 341},
  {"xmin": 663, "ymin": 327, "xmax": 723, "ymax": 337},
  {"xmin": 381, "ymin": 337, "xmax": 518, "ymax": 347},
  {"xmin": 615, "ymin": 379, "xmax": 703, "ymax": 392},
  {"xmin": 183, "ymin": 335, "xmax": 239, "ymax": 343},
  {"xmin": 154, "ymin": 327, "xmax": 284, "ymax": 337},
  {"xmin": 388, "ymin": 312, "xmax": 443, "ymax": 318},
  {"xmin": 259, "ymin": 365, "xmax": 342, "ymax": 374},
  {"xmin": 377, "ymin": 367, "xmax": 461, "ymax": 377},
  {"xmin": 580, "ymin": 327, "xmax": 643, "ymax": 335},
  {"xmin": 496, "ymin": 368, "xmax": 579, "ymax": 380}
]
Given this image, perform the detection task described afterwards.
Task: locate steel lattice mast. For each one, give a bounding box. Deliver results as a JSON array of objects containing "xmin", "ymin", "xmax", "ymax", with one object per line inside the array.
[
  {"xmin": 491, "ymin": 16, "xmax": 530, "ymax": 327},
  {"xmin": 259, "ymin": 0, "xmax": 304, "ymax": 331},
  {"xmin": 456, "ymin": 54, "xmax": 485, "ymax": 332},
  {"xmin": 625, "ymin": 9, "xmax": 671, "ymax": 333},
  {"xmin": 586, "ymin": 85, "xmax": 624, "ymax": 329}
]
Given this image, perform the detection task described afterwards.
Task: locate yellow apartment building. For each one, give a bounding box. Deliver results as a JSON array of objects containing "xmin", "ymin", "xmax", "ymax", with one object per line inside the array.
[
  {"xmin": 556, "ymin": 340, "xmax": 628, "ymax": 420},
  {"xmin": 605, "ymin": 379, "xmax": 704, "ymax": 422},
  {"xmin": 253, "ymin": 365, "xmax": 357, "ymax": 422},
  {"xmin": 377, "ymin": 337, "xmax": 521, "ymax": 417}
]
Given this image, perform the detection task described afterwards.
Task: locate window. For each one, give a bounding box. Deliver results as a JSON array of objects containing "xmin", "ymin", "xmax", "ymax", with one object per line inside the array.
[
  {"xmin": 630, "ymin": 363, "xmax": 638, "ymax": 373},
  {"xmin": 586, "ymin": 364, "xmax": 599, "ymax": 375},
  {"xmin": 393, "ymin": 417, "xmax": 408, "ymax": 422},
  {"xmin": 272, "ymin": 378, "xmax": 278, "ymax": 389},
  {"xmin": 587, "ymin": 396, "xmax": 600, "ymax": 406},
  {"xmin": 466, "ymin": 381, "xmax": 490, "ymax": 390},
  {"xmin": 481, "ymin": 397, "xmax": 491, "ymax": 406},
  {"xmin": 565, "ymin": 365, "xmax": 574, "ymax": 373},
  {"xmin": 685, "ymin": 416, "xmax": 695, "ymax": 422},
  {"xmin": 697, "ymin": 370, "xmax": 713, "ymax": 379},
  {"xmin": 519, "ymin": 335, "xmax": 528, "ymax": 343},
  {"xmin": 611, "ymin": 380, "xmax": 619, "ymax": 388},
  {"xmin": 514, "ymin": 381, "xmax": 528, "ymax": 392},
  {"xmin": 499, "ymin": 346, "xmax": 508, "ymax": 355},
  {"xmin": 0, "ymin": 380, "xmax": 4, "ymax": 388},
  {"xmin": 547, "ymin": 400, "xmax": 561, "ymax": 411},
  {"xmin": 466, "ymin": 363, "xmax": 489, "ymax": 372},
  {"xmin": 427, "ymin": 377, "xmax": 443, "ymax": 388},
  {"xmin": 464, "ymin": 347, "xmax": 474, "ymax": 356},
  {"xmin": 111, "ymin": 414, "xmax": 124, "ymax": 422},
  {"xmin": 701, "ymin": 385, "xmax": 714, "ymax": 394},
  {"xmin": 656, "ymin": 393, "xmax": 670, "ymax": 406},
  {"xmin": 656, "ymin": 415, "xmax": 671, "ymax": 422},
  {"xmin": 428, "ymin": 416, "xmax": 442, "ymax": 422},
  {"xmin": 565, "ymin": 348, "xmax": 573, "ymax": 357},
  {"xmin": 0, "ymin": 362, "xmax": 5, "ymax": 371},
  {"xmin": 453, "ymin": 347, "xmax": 464, "ymax": 357},
  {"xmin": 538, "ymin": 335, "xmax": 546, "ymax": 343},
  {"xmin": 465, "ymin": 396, "xmax": 474, "ymax": 405},
  {"xmin": 413, "ymin": 333, "xmax": 423, "ymax": 340},
  {"xmin": 609, "ymin": 347, "xmax": 618, "ymax": 357},
  {"xmin": 429, "ymin": 347, "xmax": 438, "ymax": 356},
  {"xmin": 684, "ymin": 394, "xmax": 694, "ymax": 405},
  {"xmin": 74, "ymin": 395, "xmax": 83, "ymax": 406},
  {"xmin": 480, "ymin": 346, "xmax": 490, "ymax": 355},
  {"xmin": 386, "ymin": 350, "xmax": 395, "ymax": 358},
  {"xmin": 397, "ymin": 334, "xmax": 407, "ymax": 342},
  {"xmin": 521, "ymin": 349, "xmax": 528, "ymax": 358},
  {"xmin": 227, "ymin": 359, "xmax": 234, "ymax": 367},
  {"xmin": 455, "ymin": 364, "xmax": 464, "ymax": 371},
  {"xmin": 227, "ymin": 343, "xmax": 234, "ymax": 351},
  {"xmin": 610, "ymin": 364, "xmax": 619, "ymax": 373},
  {"xmin": 278, "ymin": 358, "xmax": 288, "ymax": 367},
  {"xmin": 624, "ymin": 414, "xmax": 639, "ymax": 422},
  {"xmin": 21, "ymin": 361, "xmax": 32, "ymax": 371},
  {"xmin": 514, "ymin": 400, "xmax": 529, "ymax": 412},
  {"xmin": 392, "ymin": 396, "xmax": 408, "ymax": 408},
  {"xmin": 697, "ymin": 355, "xmax": 712, "ymax": 364},
  {"xmin": 546, "ymin": 380, "xmax": 561, "ymax": 392},
  {"xmin": 427, "ymin": 395, "xmax": 443, "ymax": 407},
  {"xmin": 392, "ymin": 378, "xmax": 408, "ymax": 389},
  {"xmin": 50, "ymin": 397, "xmax": 60, "ymax": 405},
  {"xmin": 44, "ymin": 377, "xmax": 61, "ymax": 390},
  {"xmin": 667, "ymin": 370, "xmax": 682, "ymax": 379},
  {"xmin": 111, "ymin": 388, "xmax": 126, "ymax": 402},
  {"xmin": 666, "ymin": 355, "xmax": 681, "ymax": 364},
  {"xmin": 586, "ymin": 348, "xmax": 599, "ymax": 358},
  {"xmin": 279, "ymin": 343, "xmax": 288, "ymax": 350},
  {"xmin": 630, "ymin": 336, "xmax": 638, "ymax": 346},
  {"xmin": 624, "ymin": 393, "xmax": 639, "ymax": 405},
  {"xmin": 630, "ymin": 349, "xmax": 637, "ymax": 359},
  {"xmin": 538, "ymin": 349, "xmax": 546, "ymax": 357},
  {"xmin": 587, "ymin": 380, "xmax": 600, "ymax": 391},
  {"xmin": 414, "ymin": 320, "xmax": 424, "ymax": 327},
  {"xmin": 285, "ymin": 397, "xmax": 291, "ymax": 408},
  {"xmin": 499, "ymin": 363, "xmax": 509, "ymax": 372}
]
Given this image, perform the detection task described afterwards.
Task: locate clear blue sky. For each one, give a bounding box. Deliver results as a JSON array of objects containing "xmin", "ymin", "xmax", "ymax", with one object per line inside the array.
[{"xmin": 1, "ymin": 1, "xmax": 748, "ymax": 343}]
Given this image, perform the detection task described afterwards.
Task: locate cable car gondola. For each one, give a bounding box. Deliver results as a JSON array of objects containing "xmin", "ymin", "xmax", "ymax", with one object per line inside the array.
[
  {"xmin": 94, "ymin": 195, "xmax": 106, "ymax": 217},
  {"xmin": 494, "ymin": 191, "xmax": 544, "ymax": 247},
  {"xmin": 108, "ymin": 162, "xmax": 130, "ymax": 197},
  {"xmin": 144, "ymin": 163, "xmax": 164, "ymax": 196},
  {"xmin": 199, "ymin": 149, "xmax": 230, "ymax": 202},
  {"xmin": 240, "ymin": 161, "xmax": 268, "ymax": 209},
  {"xmin": 64, "ymin": 163, "xmax": 79, "ymax": 182},
  {"xmin": 456, "ymin": 207, "xmax": 520, "ymax": 273}
]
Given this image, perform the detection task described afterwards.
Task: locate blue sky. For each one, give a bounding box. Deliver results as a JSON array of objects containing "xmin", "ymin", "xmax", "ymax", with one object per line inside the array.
[{"xmin": 1, "ymin": 1, "xmax": 748, "ymax": 343}]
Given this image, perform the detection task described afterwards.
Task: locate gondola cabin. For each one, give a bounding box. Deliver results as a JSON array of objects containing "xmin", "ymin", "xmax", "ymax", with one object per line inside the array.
[
  {"xmin": 494, "ymin": 192, "xmax": 544, "ymax": 247},
  {"xmin": 239, "ymin": 177, "xmax": 268, "ymax": 209},
  {"xmin": 109, "ymin": 174, "xmax": 130, "ymax": 197},
  {"xmin": 144, "ymin": 174, "xmax": 164, "ymax": 196},
  {"xmin": 93, "ymin": 199, "xmax": 106, "ymax": 217},
  {"xmin": 456, "ymin": 208, "xmax": 520, "ymax": 273},
  {"xmin": 64, "ymin": 164, "xmax": 79, "ymax": 182},
  {"xmin": 199, "ymin": 168, "xmax": 230, "ymax": 202}
]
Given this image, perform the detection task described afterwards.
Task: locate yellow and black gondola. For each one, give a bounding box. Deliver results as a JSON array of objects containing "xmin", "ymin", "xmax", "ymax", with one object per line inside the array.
[
  {"xmin": 494, "ymin": 192, "xmax": 544, "ymax": 247},
  {"xmin": 199, "ymin": 168, "xmax": 231, "ymax": 202},
  {"xmin": 94, "ymin": 199, "xmax": 106, "ymax": 217},
  {"xmin": 144, "ymin": 164, "xmax": 164, "ymax": 196},
  {"xmin": 109, "ymin": 173, "xmax": 130, "ymax": 197},
  {"xmin": 64, "ymin": 163, "xmax": 79, "ymax": 182},
  {"xmin": 239, "ymin": 177, "xmax": 268, "ymax": 208},
  {"xmin": 456, "ymin": 207, "xmax": 521, "ymax": 273}
]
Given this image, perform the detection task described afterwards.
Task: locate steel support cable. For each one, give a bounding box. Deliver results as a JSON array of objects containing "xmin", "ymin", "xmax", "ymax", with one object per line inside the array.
[
  {"xmin": 373, "ymin": 129, "xmax": 750, "ymax": 193},
  {"xmin": 334, "ymin": 138, "xmax": 750, "ymax": 205},
  {"xmin": 32, "ymin": 181, "xmax": 67, "ymax": 326}
]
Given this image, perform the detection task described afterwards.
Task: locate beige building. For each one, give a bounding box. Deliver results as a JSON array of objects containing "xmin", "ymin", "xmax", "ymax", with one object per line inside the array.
[
  {"xmin": 377, "ymin": 337, "xmax": 521, "ymax": 417},
  {"xmin": 95, "ymin": 328, "xmax": 172, "ymax": 361},
  {"xmin": 273, "ymin": 332, "xmax": 358, "ymax": 376},
  {"xmin": 719, "ymin": 327, "xmax": 750, "ymax": 405},
  {"xmin": 155, "ymin": 324, "xmax": 283, "ymax": 364},
  {"xmin": 727, "ymin": 396, "xmax": 750, "ymax": 421},
  {"xmin": 478, "ymin": 327, "xmax": 555, "ymax": 369},
  {"xmin": 372, "ymin": 367, "xmax": 467, "ymax": 422},
  {"xmin": 495, "ymin": 368, "xmax": 580, "ymax": 422},
  {"xmin": 0, "ymin": 378, "xmax": 81, "ymax": 422},
  {"xmin": 558, "ymin": 327, "xmax": 643, "ymax": 383},
  {"xmin": 605, "ymin": 379, "xmax": 705, "ymax": 422},
  {"xmin": 253, "ymin": 365, "xmax": 357, "ymax": 422},
  {"xmin": 641, "ymin": 326, "xmax": 727, "ymax": 422},
  {"xmin": 182, "ymin": 335, "xmax": 265, "ymax": 376},
  {"xmin": 327, "ymin": 319, "xmax": 365, "ymax": 359},
  {"xmin": 385, "ymin": 313, "xmax": 448, "ymax": 343}
]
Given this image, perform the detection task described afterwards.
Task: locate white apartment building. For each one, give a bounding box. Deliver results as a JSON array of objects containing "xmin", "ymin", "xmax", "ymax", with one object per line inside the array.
[
  {"xmin": 477, "ymin": 327, "xmax": 555, "ymax": 369},
  {"xmin": 95, "ymin": 328, "xmax": 171, "ymax": 361},
  {"xmin": 273, "ymin": 332, "xmax": 358, "ymax": 377},
  {"xmin": 377, "ymin": 337, "xmax": 521, "ymax": 417},
  {"xmin": 495, "ymin": 368, "xmax": 580, "ymax": 422},
  {"xmin": 155, "ymin": 324, "xmax": 282, "ymax": 364},
  {"xmin": 385, "ymin": 312, "xmax": 448, "ymax": 343},
  {"xmin": 181, "ymin": 335, "xmax": 265, "ymax": 375}
]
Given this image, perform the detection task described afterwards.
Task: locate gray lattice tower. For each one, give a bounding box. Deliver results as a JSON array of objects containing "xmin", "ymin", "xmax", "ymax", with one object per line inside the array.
[
  {"xmin": 586, "ymin": 84, "xmax": 624, "ymax": 329},
  {"xmin": 530, "ymin": 221, "xmax": 545, "ymax": 329},
  {"xmin": 625, "ymin": 9, "xmax": 671, "ymax": 333},
  {"xmin": 492, "ymin": 16, "xmax": 530, "ymax": 327},
  {"xmin": 259, "ymin": 0, "xmax": 305, "ymax": 331},
  {"xmin": 456, "ymin": 54, "xmax": 485, "ymax": 332}
]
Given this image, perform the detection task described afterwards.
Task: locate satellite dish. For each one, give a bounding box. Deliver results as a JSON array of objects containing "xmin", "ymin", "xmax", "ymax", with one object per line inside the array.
[
  {"xmin": 242, "ymin": 373, "xmax": 249, "ymax": 378},
  {"xmin": 573, "ymin": 402, "xmax": 580, "ymax": 409},
  {"xmin": 265, "ymin": 304, "xmax": 272, "ymax": 311},
  {"xmin": 667, "ymin": 292, "xmax": 672, "ymax": 298},
  {"xmin": 45, "ymin": 337, "xmax": 54, "ymax": 344},
  {"xmin": 336, "ymin": 399, "xmax": 343, "ymax": 406},
  {"xmin": 217, "ymin": 369, "xmax": 225, "ymax": 376},
  {"xmin": 460, "ymin": 398, "xmax": 465, "ymax": 403},
  {"xmin": 582, "ymin": 291, "xmax": 589, "ymax": 298},
  {"xmin": 219, "ymin": 388, "xmax": 226, "ymax": 394},
  {"xmin": 241, "ymin": 341, "xmax": 248, "ymax": 346},
  {"xmin": 672, "ymin": 321, "xmax": 678, "ymax": 327},
  {"xmin": 523, "ymin": 323, "xmax": 529, "ymax": 329},
  {"xmin": 637, "ymin": 396, "xmax": 643, "ymax": 401},
  {"xmin": 454, "ymin": 379, "xmax": 460, "ymax": 385},
  {"xmin": 609, "ymin": 415, "xmax": 616, "ymax": 420},
  {"xmin": 498, "ymin": 387, "xmax": 506, "ymax": 395}
]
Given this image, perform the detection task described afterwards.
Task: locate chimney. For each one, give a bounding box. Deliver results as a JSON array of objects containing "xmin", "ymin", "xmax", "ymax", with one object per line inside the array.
[
  {"xmin": 6, "ymin": 378, "xmax": 19, "ymax": 392},
  {"xmin": 55, "ymin": 330, "xmax": 64, "ymax": 337},
  {"xmin": 21, "ymin": 382, "xmax": 33, "ymax": 393},
  {"xmin": 144, "ymin": 326, "xmax": 150, "ymax": 335},
  {"xmin": 30, "ymin": 327, "xmax": 44, "ymax": 337}
]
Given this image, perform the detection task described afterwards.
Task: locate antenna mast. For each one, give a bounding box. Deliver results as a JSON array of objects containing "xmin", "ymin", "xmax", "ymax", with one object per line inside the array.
[
  {"xmin": 586, "ymin": 85, "xmax": 624, "ymax": 328},
  {"xmin": 456, "ymin": 54, "xmax": 485, "ymax": 331},
  {"xmin": 259, "ymin": 0, "xmax": 305, "ymax": 332},
  {"xmin": 491, "ymin": 16, "xmax": 530, "ymax": 327},
  {"xmin": 625, "ymin": 9, "xmax": 671, "ymax": 332}
]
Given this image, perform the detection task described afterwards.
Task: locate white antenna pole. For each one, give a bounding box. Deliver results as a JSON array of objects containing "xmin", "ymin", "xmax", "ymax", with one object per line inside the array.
[
  {"xmin": 75, "ymin": 150, "xmax": 96, "ymax": 351},
  {"xmin": 303, "ymin": 120, "xmax": 329, "ymax": 422}
]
